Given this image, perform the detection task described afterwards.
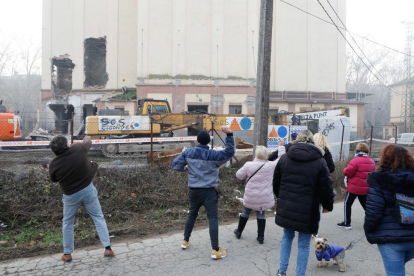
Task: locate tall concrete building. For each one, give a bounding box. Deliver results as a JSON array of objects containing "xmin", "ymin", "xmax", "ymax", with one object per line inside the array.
[{"xmin": 42, "ymin": 0, "xmax": 365, "ymax": 137}]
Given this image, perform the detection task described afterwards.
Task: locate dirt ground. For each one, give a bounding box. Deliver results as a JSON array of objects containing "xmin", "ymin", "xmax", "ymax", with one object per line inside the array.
[{"xmin": 0, "ymin": 150, "xmax": 147, "ymax": 174}]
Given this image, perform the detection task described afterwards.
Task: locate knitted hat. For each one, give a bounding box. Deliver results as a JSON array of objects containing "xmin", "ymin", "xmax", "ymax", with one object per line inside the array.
[
  {"xmin": 291, "ymin": 132, "xmax": 298, "ymax": 141},
  {"xmin": 293, "ymin": 130, "xmax": 314, "ymax": 144},
  {"xmin": 197, "ymin": 130, "xmax": 211, "ymax": 145}
]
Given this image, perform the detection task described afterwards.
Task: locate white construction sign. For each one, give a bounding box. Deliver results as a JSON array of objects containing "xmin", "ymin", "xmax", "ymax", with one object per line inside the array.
[
  {"xmin": 98, "ymin": 116, "xmax": 150, "ymax": 131},
  {"xmin": 226, "ymin": 117, "xmax": 254, "ymax": 131},
  {"xmin": 267, "ymin": 125, "xmax": 289, "ymax": 150},
  {"xmin": 287, "ymin": 110, "xmax": 342, "ymax": 125}
]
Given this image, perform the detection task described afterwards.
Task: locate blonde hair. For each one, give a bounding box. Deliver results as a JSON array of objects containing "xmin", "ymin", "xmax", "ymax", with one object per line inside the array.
[
  {"xmin": 313, "ymin": 133, "xmax": 332, "ymax": 152},
  {"xmin": 356, "ymin": 143, "xmax": 369, "ymax": 153},
  {"xmin": 255, "ymin": 146, "xmax": 269, "ymax": 160}
]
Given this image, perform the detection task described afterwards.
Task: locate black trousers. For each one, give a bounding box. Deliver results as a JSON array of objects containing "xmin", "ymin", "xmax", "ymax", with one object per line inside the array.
[
  {"xmin": 344, "ymin": 192, "xmax": 366, "ymax": 225},
  {"xmin": 184, "ymin": 188, "xmax": 219, "ymax": 250}
]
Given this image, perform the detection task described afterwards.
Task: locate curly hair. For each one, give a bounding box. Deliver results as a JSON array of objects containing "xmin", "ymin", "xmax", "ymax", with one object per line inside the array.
[{"xmin": 378, "ymin": 144, "xmax": 414, "ymax": 172}]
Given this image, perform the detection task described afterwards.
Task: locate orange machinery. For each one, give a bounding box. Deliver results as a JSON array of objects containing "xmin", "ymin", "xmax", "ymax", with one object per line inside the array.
[{"xmin": 0, "ymin": 103, "xmax": 22, "ymax": 140}]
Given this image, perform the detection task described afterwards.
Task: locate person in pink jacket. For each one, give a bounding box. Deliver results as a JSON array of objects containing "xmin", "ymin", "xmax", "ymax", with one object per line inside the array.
[
  {"xmin": 234, "ymin": 139, "xmax": 285, "ymax": 244},
  {"xmin": 337, "ymin": 143, "xmax": 376, "ymax": 229}
]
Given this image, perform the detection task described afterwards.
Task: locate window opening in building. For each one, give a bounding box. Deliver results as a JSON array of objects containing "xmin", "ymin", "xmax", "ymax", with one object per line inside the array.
[
  {"xmin": 84, "ymin": 37, "xmax": 108, "ymax": 88},
  {"xmin": 51, "ymin": 56, "xmax": 75, "ymax": 97},
  {"xmin": 229, "ymin": 105, "xmax": 242, "ymax": 114},
  {"xmin": 268, "ymin": 109, "xmax": 278, "ymax": 124},
  {"xmin": 188, "ymin": 105, "xmax": 208, "ymax": 113}
]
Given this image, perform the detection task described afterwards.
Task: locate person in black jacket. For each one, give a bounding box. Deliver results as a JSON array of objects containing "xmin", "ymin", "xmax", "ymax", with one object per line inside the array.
[
  {"xmin": 268, "ymin": 132, "xmax": 297, "ymax": 161},
  {"xmin": 273, "ymin": 130, "xmax": 335, "ymax": 276},
  {"xmin": 314, "ymin": 133, "xmax": 335, "ymax": 173},
  {"xmin": 364, "ymin": 144, "xmax": 414, "ymax": 275}
]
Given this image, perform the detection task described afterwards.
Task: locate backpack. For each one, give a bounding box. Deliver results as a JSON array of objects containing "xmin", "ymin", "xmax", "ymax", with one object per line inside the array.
[{"xmin": 393, "ymin": 193, "xmax": 414, "ymax": 225}]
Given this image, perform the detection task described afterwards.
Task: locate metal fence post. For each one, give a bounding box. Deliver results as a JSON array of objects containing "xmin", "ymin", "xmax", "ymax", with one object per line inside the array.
[
  {"xmin": 391, "ymin": 122, "xmax": 397, "ymax": 144},
  {"xmin": 368, "ymin": 121, "xmax": 373, "ymax": 154},
  {"xmin": 150, "ymin": 120, "xmax": 154, "ymax": 163},
  {"xmin": 70, "ymin": 116, "xmax": 74, "ymax": 145},
  {"xmin": 339, "ymin": 119, "xmax": 345, "ymax": 161},
  {"xmin": 211, "ymin": 121, "xmax": 214, "ymax": 148}
]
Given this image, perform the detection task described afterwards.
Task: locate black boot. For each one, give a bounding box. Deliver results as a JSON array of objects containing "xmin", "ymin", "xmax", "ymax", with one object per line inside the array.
[
  {"xmin": 234, "ymin": 216, "xmax": 249, "ymax": 239},
  {"xmin": 256, "ymin": 219, "xmax": 266, "ymax": 244}
]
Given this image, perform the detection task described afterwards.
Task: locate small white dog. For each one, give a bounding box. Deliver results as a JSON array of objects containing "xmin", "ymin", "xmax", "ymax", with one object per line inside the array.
[{"xmin": 312, "ymin": 236, "xmax": 352, "ymax": 272}]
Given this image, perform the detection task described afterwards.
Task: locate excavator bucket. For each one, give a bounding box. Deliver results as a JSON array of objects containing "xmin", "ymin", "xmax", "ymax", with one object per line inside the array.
[{"xmin": 235, "ymin": 137, "xmax": 254, "ymax": 149}]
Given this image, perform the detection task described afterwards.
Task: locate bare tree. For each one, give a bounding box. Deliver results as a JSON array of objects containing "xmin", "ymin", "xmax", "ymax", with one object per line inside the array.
[
  {"xmin": 0, "ymin": 39, "xmax": 41, "ymax": 117},
  {"xmin": 346, "ymin": 38, "xmax": 406, "ymax": 134}
]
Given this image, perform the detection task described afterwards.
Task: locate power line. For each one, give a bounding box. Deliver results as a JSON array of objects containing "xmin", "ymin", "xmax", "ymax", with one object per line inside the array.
[
  {"xmin": 279, "ymin": 0, "xmax": 414, "ymax": 58},
  {"xmin": 326, "ymin": 0, "xmax": 389, "ymax": 86},
  {"xmin": 316, "ymin": 0, "xmax": 402, "ymax": 96}
]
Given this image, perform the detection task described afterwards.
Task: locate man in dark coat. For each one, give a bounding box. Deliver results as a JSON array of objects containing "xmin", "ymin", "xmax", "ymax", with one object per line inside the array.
[{"xmin": 273, "ymin": 130, "xmax": 335, "ymax": 276}]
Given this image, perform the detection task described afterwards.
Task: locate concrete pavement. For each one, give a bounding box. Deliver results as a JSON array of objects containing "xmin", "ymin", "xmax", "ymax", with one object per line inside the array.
[{"xmin": 1, "ymin": 202, "xmax": 413, "ymax": 276}]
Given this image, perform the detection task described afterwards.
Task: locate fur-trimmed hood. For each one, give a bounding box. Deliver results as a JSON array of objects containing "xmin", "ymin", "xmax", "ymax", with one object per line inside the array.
[
  {"xmin": 287, "ymin": 143, "xmax": 325, "ymax": 162},
  {"xmin": 368, "ymin": 169, "xmax": 414, "ymax": 196}
]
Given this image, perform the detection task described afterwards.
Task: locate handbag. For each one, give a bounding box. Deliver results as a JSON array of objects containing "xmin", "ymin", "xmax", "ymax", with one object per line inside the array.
[
  {"xmin": 393, "ymin": 193, "xmax": 414, "ymax": 225},
  {"xmin": 246, "ymin": 162, "xmax": 266, "ymax": 184}
]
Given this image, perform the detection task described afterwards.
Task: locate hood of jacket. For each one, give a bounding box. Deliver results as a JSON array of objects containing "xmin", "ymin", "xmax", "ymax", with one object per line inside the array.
[
  {"xmin": 286, "ymin": 143, "xmax": 324, "ymax": 163},
  {"xmin": 368, "ymin": 169, "xmax": 414, "ymax": 196}
]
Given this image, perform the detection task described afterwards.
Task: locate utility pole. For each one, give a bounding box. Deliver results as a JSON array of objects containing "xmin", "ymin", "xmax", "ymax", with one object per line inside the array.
[
  {"xmin": 254, "ymin": 0, "xmax": 274, "ymax": 149},
  {"xmin": 401, "ymin": 21, "xmax": 414, "ymax": 133}
]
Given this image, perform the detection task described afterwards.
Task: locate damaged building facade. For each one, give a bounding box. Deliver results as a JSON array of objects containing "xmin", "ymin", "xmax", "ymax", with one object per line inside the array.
[{"xmin": 42, "ymin": 0, "xmax": 365, "ymax": 137}]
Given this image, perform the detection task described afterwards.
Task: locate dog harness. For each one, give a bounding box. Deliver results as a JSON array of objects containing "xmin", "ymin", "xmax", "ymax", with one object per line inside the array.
[{"xmin": 315, "ymin": 244, "xmax": 344, "ymax": 261}]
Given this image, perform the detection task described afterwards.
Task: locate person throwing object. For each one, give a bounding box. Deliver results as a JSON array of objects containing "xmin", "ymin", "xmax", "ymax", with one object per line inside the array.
[
  {"xmin": 172, "ymin": 126, "xmax": 235, "ymax": 260},
  {"xmin": 49, "ymin": 135, "xmax": 113, "ymax": 262}
]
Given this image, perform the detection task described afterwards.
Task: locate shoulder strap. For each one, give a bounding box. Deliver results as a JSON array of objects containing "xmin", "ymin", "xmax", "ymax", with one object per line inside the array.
[{"xmin": 247, "ymin": 162, "xmax": 266, "ymax": 183}]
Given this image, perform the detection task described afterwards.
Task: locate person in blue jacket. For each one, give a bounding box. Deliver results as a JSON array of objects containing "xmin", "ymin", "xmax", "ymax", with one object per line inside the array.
[
  {"xmin": 172, "ymin": 126, "xmax": 234, "ymax": 260},
  {"xmin": 364, "ymin": 144, "xmax": 414, "ymax": 275}
]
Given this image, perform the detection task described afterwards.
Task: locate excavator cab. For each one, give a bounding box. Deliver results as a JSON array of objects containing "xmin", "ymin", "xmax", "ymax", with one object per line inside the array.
[{"xmin": 138, "ymin": 99, "xmax": 171, "ymax": 115}]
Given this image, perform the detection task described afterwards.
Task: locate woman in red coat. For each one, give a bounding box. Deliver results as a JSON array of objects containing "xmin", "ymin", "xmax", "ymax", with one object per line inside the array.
[{"xmin": 337, "ymin": 143, "xmax": 376, "ymax": 229}]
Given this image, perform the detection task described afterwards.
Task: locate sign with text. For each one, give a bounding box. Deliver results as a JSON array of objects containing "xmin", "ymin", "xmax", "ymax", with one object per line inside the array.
[
  {"xmin": 267, "ymin": 125, "xmax": 289, "ymax": 150},
  {"xmin": 290, "ymin": 125, "xmax": 307, "ymax": 137},
  {"xmin": 98, "ymin": 116, "xmax": 150, "ymax": 131},
  {"xmin": 287, "ymin": 110, "xmax": 342, "ymax": 125},
  {"xmin": 226, "ymin": 117, "xmax": 254, "ymax": 131}
]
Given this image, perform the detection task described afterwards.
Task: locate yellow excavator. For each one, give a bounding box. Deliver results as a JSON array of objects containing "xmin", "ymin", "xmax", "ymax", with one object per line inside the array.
[
  {"xmin": 85, "ymin": 98, "xmax": 347, "ymax": 157},
  {"xmin": 85, "ymin": 99, "xmax": 252, "ymax": 157}
]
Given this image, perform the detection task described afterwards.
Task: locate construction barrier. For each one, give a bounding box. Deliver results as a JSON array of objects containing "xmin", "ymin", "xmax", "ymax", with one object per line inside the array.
[{"xmin": 0, "ymin": 136, "xmax": 198, "ymax": 147}]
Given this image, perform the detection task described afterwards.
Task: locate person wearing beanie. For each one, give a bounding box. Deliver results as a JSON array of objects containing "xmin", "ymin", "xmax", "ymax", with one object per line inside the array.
[
  {"xmin": 273, "ymin": 130, "xmax": 335, "ymax": 276},
  {"xmin": 268, "ymin": 132, "xmax": 298, "ymax": 161},
  {"xmin": 197, "ymin": 130, "xmax": 211, "ymax": 145},
  {"xmin": 172, "ymin": 126, "xmax": 235, "ymax": 260}
]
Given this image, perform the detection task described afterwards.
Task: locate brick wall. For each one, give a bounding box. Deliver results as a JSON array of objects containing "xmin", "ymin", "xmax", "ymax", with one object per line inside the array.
[{"xmin": 136, "ymin": 85, "xmax": 255, "ymax": 113}]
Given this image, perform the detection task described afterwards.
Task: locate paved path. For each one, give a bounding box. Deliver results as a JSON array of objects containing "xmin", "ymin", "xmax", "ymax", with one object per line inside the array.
[{"xmin": 1, "ymin": 202, "xmax": 414, "ymax": 276}]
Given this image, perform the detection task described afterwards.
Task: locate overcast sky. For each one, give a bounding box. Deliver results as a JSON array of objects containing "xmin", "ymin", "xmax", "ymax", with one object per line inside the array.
[{"xmin": 0, "ymin": 0, "xmax": 413, "ymax": 69}]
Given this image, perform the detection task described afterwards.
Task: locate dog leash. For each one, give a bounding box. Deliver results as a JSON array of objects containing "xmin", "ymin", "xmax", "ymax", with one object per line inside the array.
[{"xmin": 346, "ymin": 233, "xmax": 366, "ymax": 251}]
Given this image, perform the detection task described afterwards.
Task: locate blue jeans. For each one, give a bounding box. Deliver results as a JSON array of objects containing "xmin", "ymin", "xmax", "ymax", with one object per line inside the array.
[
  {"xmin": 184, "ymin": 188, "xmax": 219, "ymax": 250},
  {"xmin": 378, "ymin": 242, "xmax": 414, "ymax": 276},
  {"xmin": 62, "ymin": 183, "xmax": 110, "ymax": 254},
  {"xmin": 241, "ymin": 206, "xmax": 266, "ymax": 220},
  {"xmin": 279, "ymin": 228, "xmax": 312, "ymax": 276}
]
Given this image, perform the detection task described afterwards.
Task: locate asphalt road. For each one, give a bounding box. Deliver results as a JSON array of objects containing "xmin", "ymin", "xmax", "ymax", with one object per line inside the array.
[{"xmin": 1, "ymin": 202, "xmax": 413, "ymax": 276}]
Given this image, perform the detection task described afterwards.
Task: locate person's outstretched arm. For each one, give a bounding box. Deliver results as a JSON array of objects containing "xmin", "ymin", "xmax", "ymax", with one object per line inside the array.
[
  {"xmin": 78, "ymin": 135, "xmax": 92, "ymax": 151},
  {"xmin": 213, "ymin": 126, "xmax": 235, "ymax": 166},
  {"xmin": 172, "ymin": 151, "xmax": 187, "ymax": 172}
]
